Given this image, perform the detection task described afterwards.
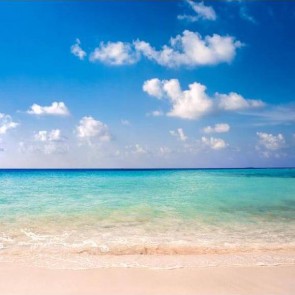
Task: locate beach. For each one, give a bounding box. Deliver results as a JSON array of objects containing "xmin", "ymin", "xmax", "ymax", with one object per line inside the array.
[
  {"xmin": 0, "ymin": 261, "xmax": 294, "ymax": 295},
  {"xmin": 0, "ymin": 169, "xmax": 294, "ymax": 293}
]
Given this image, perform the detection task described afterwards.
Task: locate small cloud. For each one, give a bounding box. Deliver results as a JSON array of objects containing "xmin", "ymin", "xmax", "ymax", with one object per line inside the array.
[
  {"xmin": 203, "ymin": 123, "xmax": 230, "ymax": 134},
  {"xmin": 239, "ymin": 6, "xmax": 256, "ymax": 24},
  {"xmin": 121, "ymin": 119, "xmax": 131, "ymax": 126},
  {"xmin": 143, "ymin": 78, "xmax": 164, "ymax": 99},
  {"xmin": 0, "ymin": 113, "xmax": 19, "ymax": 135},
  {"xmin": 170, "ymin": 128, "xmax": 187, "ymax": 142},
  {"xmin": 217, "ymin": 92, "xmax": 265, "ymax": 111},
  {"xmin": 256, "ymin": 132, "xmax": 285, "ymax": 151},
  {"xmin": 178, "ymin": 0, "xmax": 217, "ymax": 22},
  {"xmin": 125, "ymin": 144, "xmax": 148, "ymax": 155},
  {"xmin": 150, "ymin": 110, "xmax": 164, "ymax": 117},
  {"xmin": 201, "ymin": 136, "xmax": 228, "ymax": 150},
  {"xmin": 71, "ymin": 38, "xmax": 87, "ymax": 60},
  {"xmin": 76, "ymin": 116, "xmax": 111, "ymax": 144},
  {"xmin": 34, "ymin": 129, "xmax": 63, "ymax": 142},
  {"xmin": 89, "ymin": 41, "xmax": 139, "ymax": 65},
  {"xmin": 159, "ymin": 146, "xmax": 171, "ymax": 156},
  {"xmin": 27, "ymin": 102, "xmax": 70, "ymax": 116}
]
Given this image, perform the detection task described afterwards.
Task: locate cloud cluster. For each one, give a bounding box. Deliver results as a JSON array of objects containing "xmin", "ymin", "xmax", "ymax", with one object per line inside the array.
[
  {"xmin": 203, "ymin": 123, "xmax": 230, "ymax": 134},
  {"xmin": 201, "ymin": 136, "xmax": 228, "ymax": 150},
  {"xmin": 34, "ymin": 129, "xmax": 63, "ymax": 142},
  {"xmin": 256, "ymin": 132, "xmax": 285, "ymax": 151},
  {"xmin": 27, "ymin": 102, "xmax": 70, "ymax": 116},
  {"xmin": 71, "ymin": 39, "xmax": 87, "ymax": 60},
  {"xmin": 76, "ymin": 116, "xmax": 111, "ymax": 144},
  {"xmin": 73, "ymin": 30, "xmax": 241, "ymax": 68},
  {"xmin": 178, "ymin": 0, "xmax": 217, "ymax": 22},
  {"xmin": 143, "ymin": 78, "xmax": 264, "ymax": 119},
  {"xmin": 18, "ymin": 129, "xmax": 67, "ymax": 155},
  {"xmin": 170, "ymin": 128, "xmax": 187, "ymax": 141},
  {"xmin": 0, "ymin": 113, "xmax": 18, "ymax": 135}
]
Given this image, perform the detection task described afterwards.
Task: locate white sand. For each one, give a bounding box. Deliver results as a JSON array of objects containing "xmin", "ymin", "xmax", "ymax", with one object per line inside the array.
[{"xmin": 0, "ymin": 262, "xmax": 294, "ymax": 295}]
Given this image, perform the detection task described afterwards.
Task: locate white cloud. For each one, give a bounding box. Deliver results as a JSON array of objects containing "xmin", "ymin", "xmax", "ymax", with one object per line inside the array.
[
  {"xmin": 240, "ymin": 105, "xmax": 295, "ymax": 125},
  {"xmin": 178, "ymin": 0, "xmax": 217, "ymax": 22},
  {"xmin": 0, "ymin": 113, "xmax": 18, "ymax": 135},
  {"xmin": 150, "ymin": 110, "xmax": 164, "ymax": 117},
  {"xmin": 203, "ymin": 123, "xmax": 230, "ymax": 134},
  {"xmin": 87, "ymin": 30, "xmax": 241, "ymax": 68},
  {"xmin": 201, "ymin": 136, "xmax": 228, "ymax": 150},
  {"xmin": 76, "ymin": 116, "xmax": 111, "ymax": 143},
  {"xmin": 239, "ymin": 6, "xmax": 256, "ymax": 24},
  {"xmin": 217, "ymin": 92, "xmax": 265, "ymax": 111},
  {"xmin": 135, "ymin": 30, "xmax": 242, "ymax": 68},
  {"xmin": 142, "ymin": 78, "xmax": 164, "ymax": 99},
  {"xmin": 125, "ymin": 144, "xmax": 148, "ymax": 155},
  {"xmin": 159, "ymin": 146, "xmax": 171, "ymax": 156},
  {"xmin": 133, "ymin": 144, "xmax": 147, "ymax": 155},
  {"xmin": 121, "ymin": 119, "xmax": 130, "ymax": 126},
  {"xmin": 89, "ymin": 41, "xmax": 139, "ymax": 65},
  {"xmin": 143, "ymin": 79, "xmax": 264, "ymax": 120},
  {"xmin": 256, "ymin": 132, "xmax": 285, "ymax": 151},
  {"xmin": 27, "ymin": 102, "xmax": 70, "ymax": 116},
  {"xmin": 19, "ymin": 129, "xmax": 68, "ymax": 155},
  {"xmin": 34, "ymin": 129, "xmax": 63, "ymax": 142},
  {"xmin": 170, "ymin": 128, "xmax": 188, "ymax": 141},
  {"xmin": 71, "ymin": 39, "xmax": 87, "ymax": 60}
]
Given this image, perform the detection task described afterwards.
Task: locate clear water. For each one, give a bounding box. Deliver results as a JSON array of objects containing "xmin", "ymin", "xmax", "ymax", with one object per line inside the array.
[{"xmin": 0, "ymin": 169, "xmax": 295, "ymax": 268}]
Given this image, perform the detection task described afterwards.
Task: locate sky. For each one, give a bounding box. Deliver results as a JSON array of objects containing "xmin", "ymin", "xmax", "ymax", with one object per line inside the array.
[{"xmin": 0, "ymin": 1, "xmax": 294, "ymax": 168}]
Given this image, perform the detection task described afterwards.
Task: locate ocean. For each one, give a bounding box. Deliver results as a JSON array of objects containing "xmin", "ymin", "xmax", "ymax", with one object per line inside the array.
[{"xmin": 0, "ymin": 168, "xmax": 294, "ymax": 268}]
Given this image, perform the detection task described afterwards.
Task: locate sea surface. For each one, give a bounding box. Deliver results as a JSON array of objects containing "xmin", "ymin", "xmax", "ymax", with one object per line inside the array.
[{"xmin": 0, "ymin": 168, "xmax": 295, "ymax": 269}]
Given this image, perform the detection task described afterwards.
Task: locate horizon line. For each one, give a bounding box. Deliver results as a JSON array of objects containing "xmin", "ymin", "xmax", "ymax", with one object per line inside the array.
[{"xmin": 0, "ymin": 167, "xmax": 294, "ymax": 171}]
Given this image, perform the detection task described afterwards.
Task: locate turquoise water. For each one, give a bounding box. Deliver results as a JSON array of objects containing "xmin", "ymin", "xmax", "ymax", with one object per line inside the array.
[{"xmin": 0, "ymin": 169, "xmax": 295, "ymax": 267}]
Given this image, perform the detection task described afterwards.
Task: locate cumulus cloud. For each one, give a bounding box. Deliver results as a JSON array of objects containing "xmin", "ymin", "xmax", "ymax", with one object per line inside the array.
[
  {"xmin": 89, "ymin": 41, "xmax": 139, "ymax": 65},
  {"xmin": 256, "ymin": 132, "xmax": 285, "ymax": 151},
  {"xmin": 0, "ymin": 113, "xmax": 18, "ymax": 135},
  {"xmin": 170, "ymin": 128, "xmax": 188, "ymax": 141},
  {"xmin": 134, "ymin": 30, "xmax": 242, "ymax": 68},
  {"xmin": 217, "ymin": 92, "xmax": 265, "ymax": 111},
  {"xmin": 76, "ymin": 116, "xmax": 111, "ymax": 143},
  {"xmin": 178, "ymin": 0, "xmax": 217, "ymax": 22},
  {"xmin": 87, "ymin": 30, "xmax": 241, "ymax": 68},
  {"xmin": 203, "ymin": 123, "xmax": 230, "ymax": 134},
  {"xmin": 201, "ymin": 136, "xmax": 228, "ymax": 150},
  {"xmin": 34, "ymin": 129, "xmax": 63, "ymax": 142},
  {"xmin": 143, "ymin": 78, "xmax": 264, "ymax": 120},
  {"xmin": 27, "ymin": 102, "xmax": 70, "ymax": 116},
  {"xmin": 71, "ymin": 39, "xmax": 87, "ymax": 60},
  {"xmin": 143, "ymin": 78, "xmax": 164, "ymax": 99}
]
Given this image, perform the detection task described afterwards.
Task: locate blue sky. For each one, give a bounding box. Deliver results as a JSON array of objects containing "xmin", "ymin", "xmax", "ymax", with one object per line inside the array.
[{"xmin": 0, "ymin": 1, "xmax": 294, "ymax": 168}]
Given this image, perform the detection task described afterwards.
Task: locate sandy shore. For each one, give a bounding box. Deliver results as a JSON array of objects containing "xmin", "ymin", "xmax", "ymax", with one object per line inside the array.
[{"xmin": 0, "ymin": 262, "xmax": 294, "ymax": 295}]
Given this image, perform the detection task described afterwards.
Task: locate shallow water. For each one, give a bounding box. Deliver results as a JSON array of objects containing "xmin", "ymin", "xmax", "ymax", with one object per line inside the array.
[{"xmin": 0, "ymin": 169, "xmax": 294, "ymax": 268}]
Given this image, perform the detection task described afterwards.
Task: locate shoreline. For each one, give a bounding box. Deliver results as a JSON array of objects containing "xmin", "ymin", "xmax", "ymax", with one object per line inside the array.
[
  {"xmin": 1, "ymin": 251, "xmax": 295, "ymax": 270},
  {"xmin": 0, "ymin": 262, "xmax": 294, "ymax": 295}
]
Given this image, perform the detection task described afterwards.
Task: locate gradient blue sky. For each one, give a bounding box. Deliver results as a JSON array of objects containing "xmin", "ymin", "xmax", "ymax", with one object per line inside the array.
[{"xmin": 0, "ymin": 1, "xmax": 294, "ymax": 168}]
